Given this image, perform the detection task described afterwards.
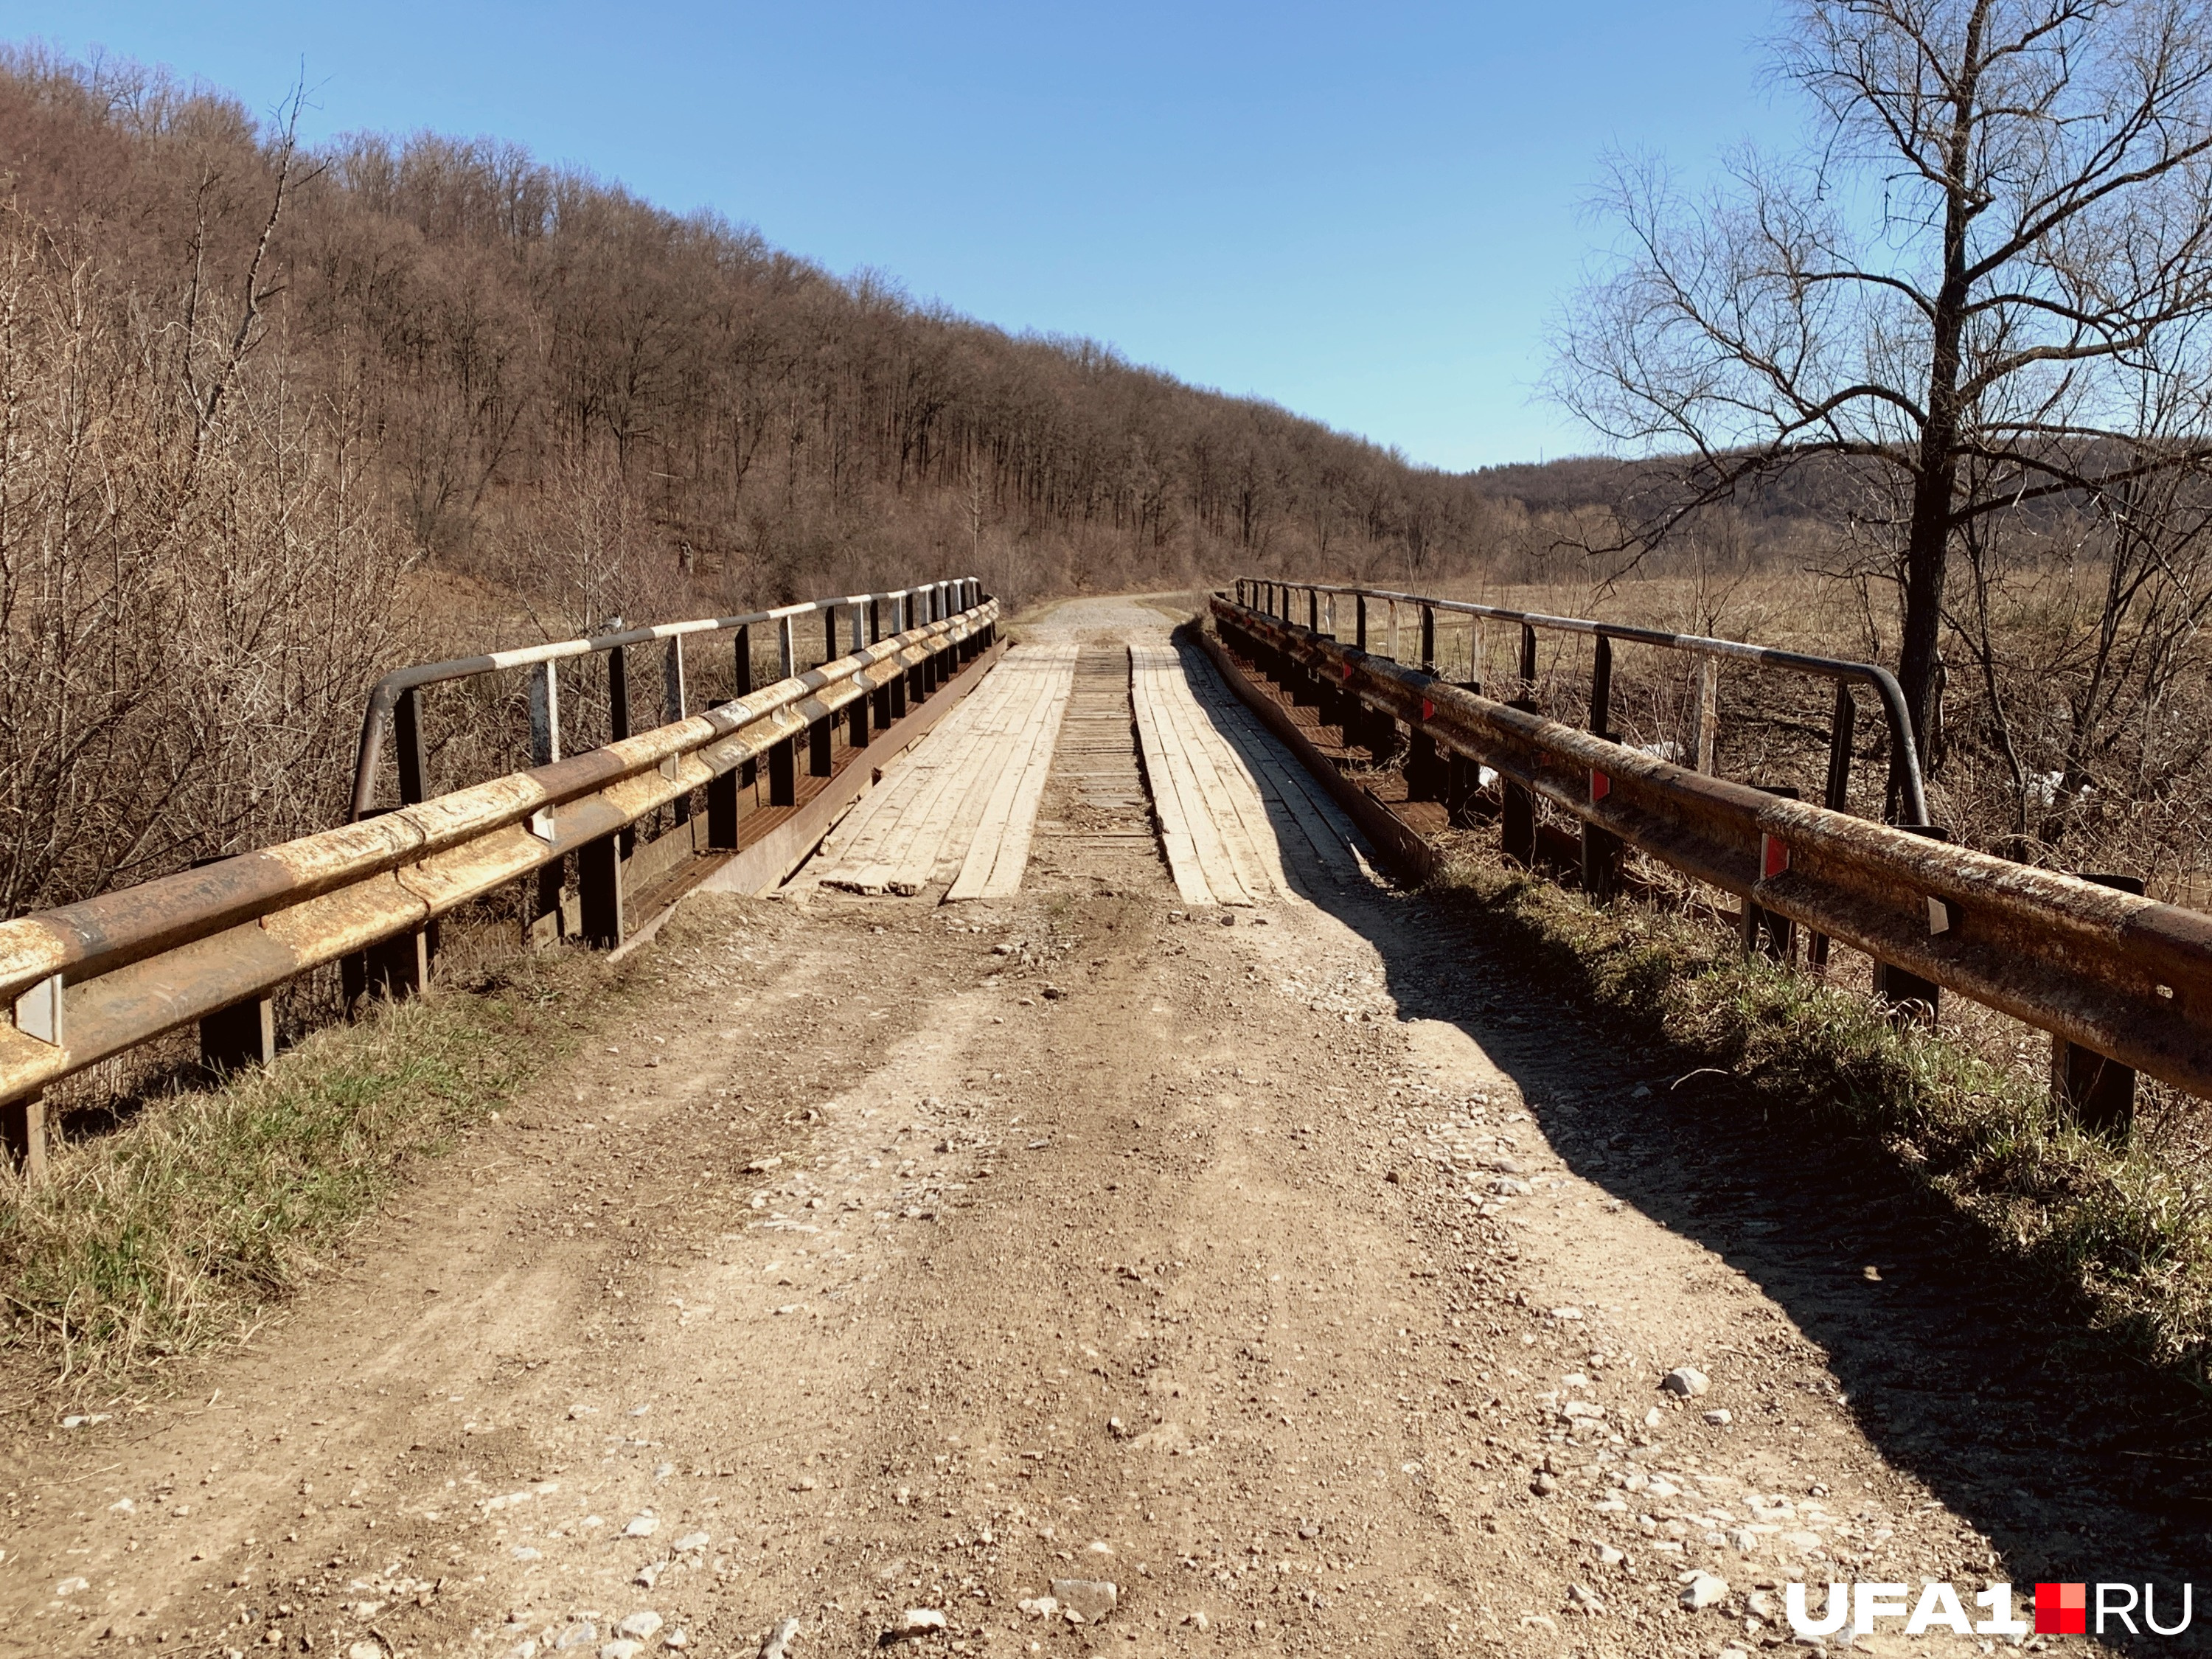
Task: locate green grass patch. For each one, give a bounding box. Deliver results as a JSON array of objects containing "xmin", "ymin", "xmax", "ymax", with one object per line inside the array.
[
  {"xmin": 1429, "ymin": 842, "xmax": 2212, "ymax": 1385},
  {"xmin": 0, "ymin": 947, "xmax": 626, "ymax": 1390}
]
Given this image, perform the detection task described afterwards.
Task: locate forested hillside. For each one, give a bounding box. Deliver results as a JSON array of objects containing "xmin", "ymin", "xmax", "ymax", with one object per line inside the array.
[{"xmin": 0, "ymin": 48, "xmax": 1601, "ymax": 620}]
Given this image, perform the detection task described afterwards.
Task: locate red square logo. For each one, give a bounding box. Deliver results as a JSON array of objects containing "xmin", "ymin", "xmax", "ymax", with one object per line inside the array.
[{"xmin": 2035, "ymin": 1582, "xmax": 2087, "ymax": 1635}]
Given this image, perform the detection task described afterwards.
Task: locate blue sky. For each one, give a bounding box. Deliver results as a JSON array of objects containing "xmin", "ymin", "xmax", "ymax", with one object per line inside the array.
[{"xmin": 0, "ymin": 1, "xmax": 1792, "ymax": 471}]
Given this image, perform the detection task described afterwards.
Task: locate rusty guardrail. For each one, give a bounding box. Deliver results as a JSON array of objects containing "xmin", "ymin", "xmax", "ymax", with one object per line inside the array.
[
  {"xmin": 0, "ymin": 592, "xmax": 999, "ymax": 1166},
  {"xmin": 1214, "ymin": 594, "xmax": 2212, "ymax": 1110},
  {"xmin": 1234, "ymin": 577, "xmax": 1929, "ymax": 827}
]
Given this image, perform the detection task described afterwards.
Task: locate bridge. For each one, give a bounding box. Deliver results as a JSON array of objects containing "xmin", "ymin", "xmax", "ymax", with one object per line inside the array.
[{"xmin": 0, "ymin": 585, "xmax": 2198, "ymax": 1652}]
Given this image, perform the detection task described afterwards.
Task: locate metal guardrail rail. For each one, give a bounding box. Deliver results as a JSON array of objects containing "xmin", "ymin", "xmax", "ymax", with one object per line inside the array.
[
  {"xmin": 0, "ymin": 587, "xmax": 1000, "ymax": 1172},
  {"xmin": 1213, "ymin": 591, "xmax": 2212, "ymax": 1115},
  {"xmin": 1234, "ymin": 577, "xmax": 1930, "ymax": 827}
]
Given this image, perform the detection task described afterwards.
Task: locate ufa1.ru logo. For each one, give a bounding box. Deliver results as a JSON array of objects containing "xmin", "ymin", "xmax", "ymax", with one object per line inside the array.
[{"xmin": 1787, "ymin": 1581, "xmax": 2193, "ymax": 1637}]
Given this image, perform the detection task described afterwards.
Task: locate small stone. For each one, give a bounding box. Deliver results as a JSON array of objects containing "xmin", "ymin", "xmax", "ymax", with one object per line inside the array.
[
  {"xmin": 1183, "ymin": 1611, "xmax": 1209, "ymax": 1631},
  {"xmin": 894, "ymin": 1608, "xmax": 946, "ymax": 1637},
  {"xmin": 1724, "ymin": 1526, "xmax": 1756, "ymax": 1551},
  {"xmin": 758, "ymin": 1618, "xmax": 800, "ymax": 1659},
  {"xmin": 742, "ymin": 1156, "xmax": 783, "ymax": 1174},
  {"xmin": 1489, "ymin": 1177, "xmax": 1532, "ymax": 1196},
  {"xmin": 1643, "ymin": 1407, "xmax": 1665, "ymax": 1427},
  {"xmin": 633, "ymin": 1563, "xmax": 661, "ymax": 1589},
  {"xmin": 1042, "ymin": 985, "xmax": 1065, "ymax": 1000},
  {"xmin": 1566, "ymin": 1582, "xmax": 1605, "ymax": 1613},
  {"xmin": 616, "ymin": 1615, "xmax": 664, "ymax": 1641},
  {"xmin": 1548, "ymin": 1306, "xmax": 1584, "ymax": 1321},
  {"xmin": 1681, "ymin": 1571, "xmax": 1729, "ymax": 1609},
  {"xmin": 1298, "ymin": 1523, "xmax": 1321, "ymax": 1540},
  {"xmin": 662, "ymin": 1634, "xmax": 688, "ymax": 1652},
  {"xmin": 1704, "ymin": 1407, "xmax": 1733, "ymax": 1425},
  {"xmin": 108, "ymin": 1498, "xmax": 135, "ymax": 1514},
  {"xmin": 599, "ymin": 1644, "xmax": 644, "ymax": 1659},
  {"xmin": 348, "ymin": 1646, "xmax": 385, "ymax": 1659},
  {"xmin": 624, "ymin": 1512, "xmax": 659, "ymax": 1537},
  {"xmin": 1597, "ymin": 1544, "xmax": 1626, "ymax": 1566},
  {"xmin": 568, "ymin": 1404, "xmax": 597, "ymax": 1420},
  {"xmin": 554, "ymin": 1627, "xmax": 597, "ymax": 1651},
  {"xmin": 1530, "ymin": 1472, "xmax": 1558, "ymax": 1496},
  {"xmin": 1660, "ymin": 1367, "xmax": 1710, "ymax": 1397},
  {"xmin": 512, "ymin": 1546, "xmax": 542, "ymax": 1562},
  {"xmin": 1050, "ymin": 1578, "xmax": 1119, "ymax": 1621},
  {"xmin": 672, "ymin": 1531, "xmax": 710, "ymax": 1552},
  {"xmin": 55, "ymin": 1576, "xmax": 89, "ymax": 1596},
  {"xmin": 1017, "ymin": 1597, "xmax": 1060, "ymax": 1621}
]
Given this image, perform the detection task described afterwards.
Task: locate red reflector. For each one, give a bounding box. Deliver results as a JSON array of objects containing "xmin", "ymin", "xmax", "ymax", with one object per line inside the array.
[
  {"xmin": 1340, "ymin": 661, "xmax": 1354, "ymax": 681},
  {"xmin": 1421, "ymin": 698, "xmax": 1436, "ymax": 722},
  {"xmin": 1590, "ymin": 769, "xmax": 1610, "ymax": 803},
  {"xmin": 1761, "ymin": 833, "xmax": 1790, "ymax": 880}
]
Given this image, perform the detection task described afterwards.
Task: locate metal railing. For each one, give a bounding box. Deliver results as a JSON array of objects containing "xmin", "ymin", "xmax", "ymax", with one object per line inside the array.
[
  {"xmin": 1213, "ymin": 592, "xmax": 2212, "ymax": 1121},
  {"xmin": 0, "ymin": 586, "xmax": 1000, "ymax": 1174},
  {"xmin": 1234, "ymin": 577, "xmax": 1929, "ymax": 827},
  {"xmin": 354, "ymin": 579, "xmax": 984, "ymax": 820}
]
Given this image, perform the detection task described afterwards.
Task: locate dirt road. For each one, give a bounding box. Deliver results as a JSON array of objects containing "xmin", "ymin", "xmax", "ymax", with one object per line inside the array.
[{"xmin": 0, "ymin": 600, "xmax": 2178, "ymax": 1658}]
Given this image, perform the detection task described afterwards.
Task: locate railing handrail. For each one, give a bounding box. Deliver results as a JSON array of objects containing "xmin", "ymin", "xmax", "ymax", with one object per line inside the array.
[
  {"xmin": 352, "ymin": 579, "xmax": 981, "ymax": 820},
  {"xmin": 1235, "ymin": 577, "xmax": 1929, "ymax": 826},
  {"xmin": 1214, "ymin": 594, "xmax": 2212, "ymax": 1101},
  {"xmin": 0, "ymin": 595, "xmax": 999, "ymax": 1111}
]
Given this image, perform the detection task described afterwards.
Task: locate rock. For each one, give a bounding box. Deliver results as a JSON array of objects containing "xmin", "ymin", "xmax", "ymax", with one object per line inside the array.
[
  {"xmin": 1660, "ymin": 1367, "xmax": 1710, "ymax": 1397},
  {"xmin": 1781, "ymin": 1530, "xmax": 1825, "ymax": 1553},
  {"xmin": 1489, "ymin": 1177, "xmax": 1532, "ymax": 1196},
  {"xmin": 554, "ymin": 1627, "xmax": 597, "ymax": 1651},
  {"xmin": 1183, "ymin": 1611, "xmax": 1210, "ymax": 1630},
  {"xmin": 1298, "ymin": 1523, "xmax": 1321, "ymax": 1540},
  {"xmin": 1642, "ymin": 1407, "xmax": 1665, "ymax": 1427},
  {"xmin": 512, "ymin": 1545, "xmax": 543, "ymax": 1561},
  {"xmin": 663, "ymin": 1634, "xmax": 688, "ymax": 1651},
  {"xmin": 1597, "ymin": 1544, "xmax": 1626, "ymax": 1566},
  {"xmin": 1018, "ymin": 1596, "xmax": 1060, "ymax": 1620},
  {"xmin": 891, "ymin": 1608, "xmax": 946, "ymax": 1638},
  {"xmin": 624, "ymin": 1512, "xmax": 659, "ymax": 1537},
  {"xmin": 1548, "ymin": 1306, "xmax": 1585, "ymax": 1321},
  {"xmin": 1681, "ymin": 1572, "xmax": 1729, "ymax": 1610},
  {"xmin": 1704, "ymin": 1408, "xmax": 1733, "ymax": 1425},
  {"xmin": 616, "ymin": 1614, "xmax": 664, "ymax": 1641},
  {"xmin": 55, "ymin": 1576, "xmax": 89, "ymax": 1596},
  {"xmin": 1051, "ymin": 1578, "xmax": 1119, "ymax": 1621},
  {"xmin": 757, "ymin": 1618, "xmax": 800, "ymax": 1659},
  {"xmin": 1747, "ymin": 1590, "xmax": 1778, "ymax": 1620},
  {"xmin": 348, "ymin": 1646, "xmax": 386, "ymax": 1659},
  {"xmin": 743, "ymin": 1156, "xmax": 782, "ymax": 1174},
  {"xmin": 1725, "ymin": 1527, "xmax": 1758, "ymax": 1552},
  {"xmin": 1530, "ymin": 1471, "xmax": 1558, "ymax": 1496},
  {"xmin": 633, "ymin": 1563, "xmax": 661, "ymax": 1589},
  {"xmin": 568, "ymin": 1405, "xmax": 597, "ymax": 1420},
  {"xmin": 1042, "ymin": 985, "xmax": 1065, "ymax": 1000},
  {"xmin": 1567, "ymin": 1582, "xmax": 1606, "ymax": 1613},
  {"xmin": 599, "ymin": 1644, "xmax": 644, "ymax": 1659},
  {"xmin": 672, "ymin": 1531, "xmax": 710, "ymax": 1552}
]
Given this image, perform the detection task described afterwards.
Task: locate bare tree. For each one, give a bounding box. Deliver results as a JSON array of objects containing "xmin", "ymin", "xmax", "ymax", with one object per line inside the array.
[{"xmin": 1554, "ymin": 0, "xmax": 2212, "ymax": 751}]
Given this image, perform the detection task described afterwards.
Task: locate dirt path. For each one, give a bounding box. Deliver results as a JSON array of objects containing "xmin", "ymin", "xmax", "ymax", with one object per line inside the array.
[{"xmin": 0, "ymin": 599, "xmax": 2165, "ymax": 1658}]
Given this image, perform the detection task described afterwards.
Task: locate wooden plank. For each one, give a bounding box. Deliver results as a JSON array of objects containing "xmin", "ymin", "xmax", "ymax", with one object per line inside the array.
[
  {"xmin": 1130, "ymin": 646, "xmax": 1225, "ymax": 904},
  {"xmin": 949, "ymin": 646, "xmax": 1077, "ymax": 900}
]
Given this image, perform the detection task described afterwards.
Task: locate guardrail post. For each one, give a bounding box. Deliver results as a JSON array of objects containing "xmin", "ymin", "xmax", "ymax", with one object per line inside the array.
[
  {"xmin": 1807, "ymin": 684, "xmax": 1857, "ymax": 974},
  {"xmin": 2054, "ymin": 872, "xmax": 2144, "ymax": 1141},
  {"xmin": 528, "ymin": 661, "xmax": 567, "ymax": 945},
  {"xmin": 202, "ymin": 995, "xmax": 276, "ymax": 1074},
  {"xmin": 1500, "ymin": 771, "xmax": 1535, "ymax": 865},
  {"xmin": 1420, "ymin": 605, "xmax": 1436, "ymax": 673},
  {"xmin": 734, "ymin": 625, "xmax": 758, "ymax": 789},
  {"xmin": 664, "ymin": 638, "xmax": 690, "ymax": 827},
  {"xmin": 607, "ymin": 641, "xmax": 636, "ymax": 854},
  {"xmin": 1, "ymin": 1093, "xmax": 45, "ymax": 1183},
  {"xmin": 1742, "ymin": 786, "xmax": 1799, "ymax": 960},
  {"xmin": 1872, "ymin": 824, "xmax": 1952, "ymax": 1024},
  {"xmin": 778, "ymin": 616, "xmax": 796, "ymax": 680},
  {"xmin": 1582, "ymin": 639, "xmax": 1621, "ymax": 900},
  {"xmin": 1689, "ymin": 658, "xmax": 1719, "ymax": 773},
  {"xmin": 1519, "ymin": 624, "xmax": 1538, "ymax": 703},
  {"xmin": 394, "ymin": 684, "xmax": 441, "ymax": 973},
  {"xmin": 1355, "ymin": 594, "xmax": 1368, "ymax": 652},
  {"xmin": 578, "ymin": 832, "xmax": 624, "ymax": 950},
  {"xmin": 809, "ymin": 714, "xmax": 835, "ymax": 776},
  {"xmin": 1307, "ymin": 588, "xmax": 1318, "ymax": 630},
  {"xmin": 769, "ymin": 734, "xmax": 797, "ymax": 807}
]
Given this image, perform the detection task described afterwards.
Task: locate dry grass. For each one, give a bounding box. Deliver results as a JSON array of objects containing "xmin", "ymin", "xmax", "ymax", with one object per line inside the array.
[
  {"xmin": 0, "ymin": 947, "xmax": 636, "ymax": 1394},
  {"xmin": 1429, "ymin": 835, "xmax": 2212, "ymax": 1386}
]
